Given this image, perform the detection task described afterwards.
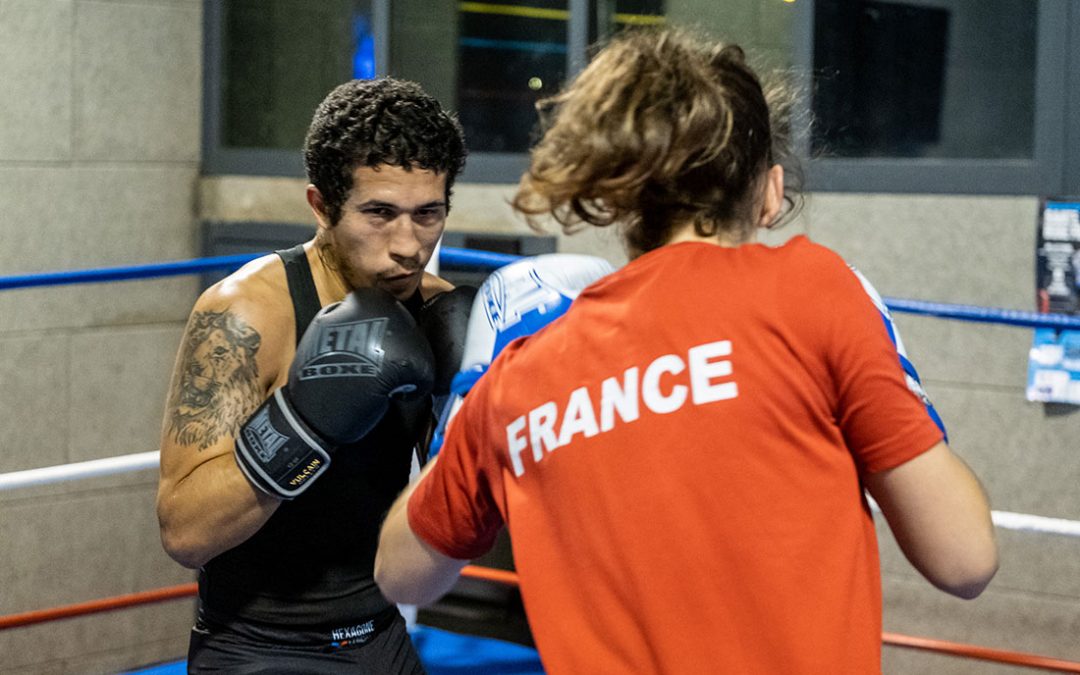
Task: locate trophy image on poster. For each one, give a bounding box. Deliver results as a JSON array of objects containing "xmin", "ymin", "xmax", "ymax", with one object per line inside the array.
[{"xmin": 1028, "ymin": 199, "xmax": 1080, "ymax": 404}]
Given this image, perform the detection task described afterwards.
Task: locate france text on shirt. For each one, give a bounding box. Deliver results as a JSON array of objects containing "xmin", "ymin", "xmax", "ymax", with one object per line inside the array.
[{"xmin": 506, "ymin": 340, "xmax": 738, "ymax": 476}]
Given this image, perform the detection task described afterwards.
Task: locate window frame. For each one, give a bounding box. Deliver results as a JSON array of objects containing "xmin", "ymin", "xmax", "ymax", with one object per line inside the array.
[
  {"xmin": 792, "ymin": 0, "xmax": 1074, "ymax": 195},
  {"xmin": 453, "ymin": 0, "xmax": 592, "ymax": 183},
  {"xmin": 1067, "ymin": 0, "xmax": 1080, "ymax": 196},
  {"xmin": 201, "ymin": 0, "xmax": 1079, "ymax": 196},
  {"xmin": 200, "ymin": 0, "xmax": 590, "ymax": 182},
  {"xmin": 201, "ymin": 0, "xmax": 391, "ymax": 176}
]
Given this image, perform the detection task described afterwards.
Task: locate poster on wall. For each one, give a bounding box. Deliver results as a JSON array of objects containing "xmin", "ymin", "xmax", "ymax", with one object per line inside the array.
[{"xmin": 1027, "ymin": 198, "xmax": 1080, "ymax": 404}]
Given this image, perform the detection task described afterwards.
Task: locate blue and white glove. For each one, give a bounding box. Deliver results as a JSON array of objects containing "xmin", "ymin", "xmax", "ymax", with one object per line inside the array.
[
  {"xmin": 429, "ymin": 254, "xmax": 615, "ymax": 457},
  {"xmin": 850, "ymin": 266, "xmax": 948, "ymax": 440}
]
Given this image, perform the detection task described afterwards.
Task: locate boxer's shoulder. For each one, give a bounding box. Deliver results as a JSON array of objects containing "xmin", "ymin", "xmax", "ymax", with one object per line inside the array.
[
  {"xmin": 420, "ymin": 272, "xmax": 455, "ymax": 301},
  {"xmin": 208, "ymin": 253, "xmax": 290, "ymax": 307},
  {"xmin": 186, "ymin": 252, "xmax": 294, "ymax": 392}
]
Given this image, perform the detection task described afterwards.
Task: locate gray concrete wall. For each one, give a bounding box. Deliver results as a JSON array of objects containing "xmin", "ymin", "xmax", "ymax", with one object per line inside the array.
[
  {"xmin": 0, "ymin": 1, "xmax": 202, "ymax": 673},
  {"xmin": 805, "ymin": 194, "xmax": 1080, "ymax": 673}
]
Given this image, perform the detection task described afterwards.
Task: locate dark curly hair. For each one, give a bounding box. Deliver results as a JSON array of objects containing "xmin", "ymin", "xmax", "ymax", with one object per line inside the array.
[
  {"xmin": 304, "ymin": 78, "xmax": 467, "ymax": 224},
  {"xmin": 514, "ymin": 28, "xmax": 803, "ymax": 255}
]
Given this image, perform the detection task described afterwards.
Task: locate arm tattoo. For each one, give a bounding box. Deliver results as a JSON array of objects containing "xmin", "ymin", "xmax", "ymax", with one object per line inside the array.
[{"xmin": 168, "ymin": 310, "xmax": 264, "ymax": 450}]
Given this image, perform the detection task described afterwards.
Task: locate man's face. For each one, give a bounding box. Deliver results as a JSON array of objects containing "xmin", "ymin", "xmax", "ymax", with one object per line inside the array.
[{"xmin": 321, "ymin": 164, "xmax": 448, "ymax": 300}]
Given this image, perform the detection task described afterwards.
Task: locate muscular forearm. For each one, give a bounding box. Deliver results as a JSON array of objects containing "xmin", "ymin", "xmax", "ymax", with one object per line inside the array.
[
  {"xmin": 157, "ymin": 452, "xmax": 281, "ymax": 568},
  {"xmin": 865, "ymin": 442, "xmax": 998, "ymax": 598},
  {"xmin": 375, "ymin": 461, "xmax": 468, "ymax": 605}
]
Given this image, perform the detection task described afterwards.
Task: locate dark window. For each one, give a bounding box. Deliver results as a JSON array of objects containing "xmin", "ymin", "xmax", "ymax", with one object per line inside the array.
[
  {"xmin": 609, "ymin": 0, "xmax": 666, "ymax": 31},
  {"xmin": 457, "ymin": 1, "xmax": 569, "ymax": 153},
  {"xmin": 812, "ymin": 0, "xmax": 1037, "ymax": 161},
  {"xmin": 219, "ymin": 0, "xmax": 373, "ymax": 152}
]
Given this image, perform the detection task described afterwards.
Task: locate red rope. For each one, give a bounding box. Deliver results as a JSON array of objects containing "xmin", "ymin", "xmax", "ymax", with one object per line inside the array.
[
  {"xmin": 462, "ymin": 564, "xmax": 520, "ymax": 586},
  {"xmin": 883, "ymin": 632, "xmax": 1080, "ymax": 673},
  {"xmin": 2, "ymin": 571, "xmax": 1078, "ymax": 673},
  {"xmin": 0, "ymin": 582, "xmax": 197, "ymax": 630}
]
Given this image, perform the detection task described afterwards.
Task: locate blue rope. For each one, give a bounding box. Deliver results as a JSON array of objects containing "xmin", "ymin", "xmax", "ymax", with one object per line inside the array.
[
  {"xmin": 0, "ymin": 253, "xmax": 262, "ymax": 290},
  {"xmin": 2, "ymin": 247, "xmax": 1079, "ymax": 331},
  {"xmin": 882, "ymin": 297, "xmax": 1080, "ymax": 330},
  {"xmin": 439, "ymin": 248, "xmax": 522, "ymax": 268},
  {"xmin": 0, "ymin": 248, "xmax": 519, "ymax": 291}
]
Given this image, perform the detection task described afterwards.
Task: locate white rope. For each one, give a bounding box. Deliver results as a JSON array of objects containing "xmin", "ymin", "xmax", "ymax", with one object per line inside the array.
[
  {"xmin": 1, "ymin": 452, "xmax": 1079, "ymax": 538},
  {"xmin": 0, "ymin": 451, "xmax": 159, "ymax": 491},
  {"xmin": 867, "ymin": 496, "xmax": 1080, "ymax": 539},
  {"xmin": 989, "ymin": 510, "xmax": 1080, "ymax": 537}
]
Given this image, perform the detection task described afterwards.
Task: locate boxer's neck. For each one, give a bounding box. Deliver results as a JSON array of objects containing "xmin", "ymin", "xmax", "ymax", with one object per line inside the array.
[{"xmin": 307, "ymin": 239, "xmax": 352, "ymax": 306}]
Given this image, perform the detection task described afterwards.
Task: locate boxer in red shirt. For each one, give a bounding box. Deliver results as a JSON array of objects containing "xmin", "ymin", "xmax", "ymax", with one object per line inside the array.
[{"xmin": 376, "ymin": 28, "xmax": 998, "ymax": 675}]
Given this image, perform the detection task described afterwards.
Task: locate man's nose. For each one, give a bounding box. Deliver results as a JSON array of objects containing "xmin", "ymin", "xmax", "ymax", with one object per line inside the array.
[{"xmin": 388, "ymin": 218, "xmax": 422, "ymax": 263}]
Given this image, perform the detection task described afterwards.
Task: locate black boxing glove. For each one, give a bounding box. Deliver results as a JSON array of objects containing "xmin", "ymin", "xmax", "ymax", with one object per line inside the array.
[
  {"xmin": 234, "ymin": 287, "xmax": 436, "ymax": 499},
  {"xmin": 418, "ymin": 286, "xmax": 478, "ymax": 396},
  {"xmin": 417, "ymin": 286, "xmax": 477, "ymax": 463}
]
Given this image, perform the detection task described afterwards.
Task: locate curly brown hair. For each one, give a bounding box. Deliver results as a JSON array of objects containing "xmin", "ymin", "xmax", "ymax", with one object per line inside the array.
[
  {"xmin": 514, "ymin": 28, "xmax": 802, "ymax": 255},
  {"xmin": 304, "ymin": 78, "xmax": 467, "ymax": 225}
]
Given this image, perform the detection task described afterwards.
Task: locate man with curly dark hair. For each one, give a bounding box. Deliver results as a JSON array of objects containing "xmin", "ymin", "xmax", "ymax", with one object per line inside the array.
[{"xmin": 157, "ymin": 77, "xmax": 467, "ymax": 673}]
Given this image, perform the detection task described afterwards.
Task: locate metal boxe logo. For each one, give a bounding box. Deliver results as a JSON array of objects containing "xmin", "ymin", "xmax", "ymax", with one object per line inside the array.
[
  {"xmin": 483, "ymin": 268, "xmax": 572, "ymax": 355},
  {"xmin": 297, "ymin": 318, "xmax": 387, "ymax": 381},
  {"xmin": 242, "ymin": 405, "xmax": 289, "ymax": 462}
]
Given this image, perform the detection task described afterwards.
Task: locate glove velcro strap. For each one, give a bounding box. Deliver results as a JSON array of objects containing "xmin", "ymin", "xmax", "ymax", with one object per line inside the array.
[{"xmin": 234, "ymin": 389, "xmax": 332, "ymax": 500}]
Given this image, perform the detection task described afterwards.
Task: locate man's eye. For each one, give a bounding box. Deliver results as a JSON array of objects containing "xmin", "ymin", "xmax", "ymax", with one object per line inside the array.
[
  {"xmin": 364, "ymin": 207, "xmax": 396, "ymax": 219},
  {"xmin": 414, "ymin": 208, "xmax": 445, "ymax": 222}
]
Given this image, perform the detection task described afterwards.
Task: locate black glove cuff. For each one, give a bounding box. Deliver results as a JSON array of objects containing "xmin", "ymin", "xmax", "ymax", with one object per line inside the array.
[{"xmin": 234, "ymin": 389, "xmax": 332, "ymax": 499}]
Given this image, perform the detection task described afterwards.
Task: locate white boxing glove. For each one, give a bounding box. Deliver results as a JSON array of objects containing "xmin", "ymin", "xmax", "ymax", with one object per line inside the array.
[
  {"xmin": 848, "ymin": 265, "xmax": 948, "ymax": 440},
  {"xmin": 429, "ymin": 254, "xmax": 615, "ymax": 457}
]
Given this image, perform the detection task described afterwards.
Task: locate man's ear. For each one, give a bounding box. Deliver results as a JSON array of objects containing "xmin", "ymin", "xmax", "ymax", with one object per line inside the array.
[
  {"xmin": 306, "ymin": 185, "xmax": 333, "ymax": 232},
  {"xmin": 758, "ymin": 164, "xmax": 785, "ymax": 228}
]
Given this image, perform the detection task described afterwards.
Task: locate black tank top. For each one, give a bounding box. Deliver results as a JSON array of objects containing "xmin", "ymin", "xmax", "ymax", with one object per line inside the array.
[{"xmin": 198, "ymin": 245, "xmax": 429, "ymax": 630}]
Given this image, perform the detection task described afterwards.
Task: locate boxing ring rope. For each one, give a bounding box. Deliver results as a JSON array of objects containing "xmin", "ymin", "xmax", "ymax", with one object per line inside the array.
[
  {"xmin": 2, "ymin": 248, "xmax": 1080, "ymax": 329},
  {"xmin": 0, "ymin": 249, "xmax": 522, "ymax": 292},
  {"xmin": 2, "ymin": 571, "xmax": 1080, "ymax": 673},
  {"xmin": 0, "ymin": 566, "xmax": 523, "ymax": 632},
  {"xmin": 0, "ymin": 583, "xmax": 199, "ymax": 631},
  {"xmin": 880, "ymin": 633, "xmax": 1080, "ymax": 674},
  {"xmin": 3, "ymin": 249, "xmax": 1080, "ymax": 672},
  {"xmin": 0, "ymin": 451, "xmax": 160, "ymax": 491},
  {"xmin": 3, "ymin": 451, "xmax": 1080, "ymax": 538}
]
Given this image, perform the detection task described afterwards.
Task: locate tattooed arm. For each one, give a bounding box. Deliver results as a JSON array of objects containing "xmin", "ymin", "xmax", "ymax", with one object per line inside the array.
[{"xmin": 156, "ymin": 263, "xmax": 294, "ymax": 568}]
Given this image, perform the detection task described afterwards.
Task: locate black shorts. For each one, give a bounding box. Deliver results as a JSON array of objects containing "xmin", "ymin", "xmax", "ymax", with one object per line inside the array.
[{"xmin": 186, "ymin": 606, "xmax": 426, "ymax": 674}]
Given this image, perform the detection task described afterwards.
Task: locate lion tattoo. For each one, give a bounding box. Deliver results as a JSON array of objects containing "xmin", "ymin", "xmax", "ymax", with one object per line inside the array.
[{"xmin": 168, "ymin": 310, "xmax": 262, "ymax": 450}]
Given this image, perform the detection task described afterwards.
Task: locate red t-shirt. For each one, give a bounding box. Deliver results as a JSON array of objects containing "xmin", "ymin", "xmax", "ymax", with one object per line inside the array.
[{"xmin": 409, "ymin": 237, "xmax": 944, "ymax": 674}]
